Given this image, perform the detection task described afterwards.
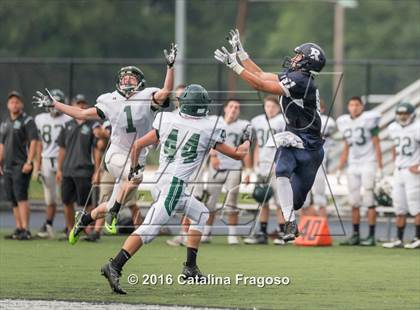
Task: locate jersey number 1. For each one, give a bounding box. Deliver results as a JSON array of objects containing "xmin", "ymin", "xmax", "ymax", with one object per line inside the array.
[
  {"xmin": 164, "ymin": 129, "xmax": 200, "ymax": 163},
  {"xmin": 124, "ymin": 106, "xmax": 136, "ymax": 133}
]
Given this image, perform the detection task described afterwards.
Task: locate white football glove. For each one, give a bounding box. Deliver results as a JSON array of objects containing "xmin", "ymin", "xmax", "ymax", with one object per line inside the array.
[
  {"xmin": 164, "ymin": 43, "xmax": 177, "ymax": 68},
  {"xmin": 227, "ymin": 28, "xmax": 248, "ymax": 61},
  {"xmin": 32, "ymin": 88, "xmax": 55, "ymax": 108},
  {"xmin": 214, "ymin": 47, "xmax": 244, "ymax": 75},
  {"xmin": 128, "ymin": 164, "xmax": 144, "ymax": 183}
]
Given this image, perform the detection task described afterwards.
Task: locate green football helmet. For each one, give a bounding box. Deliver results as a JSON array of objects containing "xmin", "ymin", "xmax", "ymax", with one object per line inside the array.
[
  {"xmin": 252, "ymin": 182, "xmax": 274, "ymax": 204},
  {"xmin": 178, "ymin": 84, "xmax": 211, "ymax": 117},
  {"xmin": 48, "ymin": 89, "xmax": 66, "ymax": 116},
  {"xmin": 395, "ymin": 102, "xmax": 415, "ymax": 126},
  {"xmin": 116, "ymin": 66, "xmax": 146, "ymax": 98}
]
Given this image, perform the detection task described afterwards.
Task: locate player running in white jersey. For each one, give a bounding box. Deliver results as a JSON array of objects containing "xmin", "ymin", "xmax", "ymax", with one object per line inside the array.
[
  {"xmin": 302, "ymin": 100, "xmax": 336, "ymax": 217},
  {"xmin": 32, "ymin": 43, "xmax": 177, "ymax": 244},
  {"xmin": 34, "ymin": 89, "xmax": 71, "ymax": 238},
  {"xmin": 382, "ymin": 102, "xmax": 420, "ymax": 249},
  {"xmin": 244, "ymin": 95, "xmax": 287, "ymax": 245},
  {"xmin": 337, "ymin": 96, "xmax": 383, "ymax": 246},
  {"xmin": 195, "ymin": 100, "xmax": 252, "ymax": 245},
  {"xmin": 98, "ymin": 84, "xmax": 251, "ymax": 294}
]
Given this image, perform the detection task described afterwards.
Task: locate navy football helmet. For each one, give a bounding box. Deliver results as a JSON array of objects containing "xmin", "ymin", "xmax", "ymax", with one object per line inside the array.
[{"xmin": 283, "ymin": 43, "xmax": 326, "ymax": 73}]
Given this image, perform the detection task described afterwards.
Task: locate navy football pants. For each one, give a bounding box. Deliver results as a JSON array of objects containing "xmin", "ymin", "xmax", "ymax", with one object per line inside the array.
[{"xmin": 275, "ymin": 146, "xmax": 324, "ymax": 210}]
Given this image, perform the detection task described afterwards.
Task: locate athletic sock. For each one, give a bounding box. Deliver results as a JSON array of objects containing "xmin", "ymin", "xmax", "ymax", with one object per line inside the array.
[
  {"xmin": 111, "ymin": 249, "xmax": 131, "ymax": 272},
  {"xmin": 353, "ymin": 224, "xmax": 360, "ymax": 235},
  {"xmin": 203, "ymin": 225, "xmax": 212, "ymax": 237},
  {"xmin": 260, "ymin": 222, "xmax": 268, "ymax": 235},
  {"xmin": 279, "ymin": 223, "xmax": 285, "ymax": 233},
  {"xmin": 228, "ymin": 225, "xmax": 237, "ymax": 236},
  {"xmin": 110, "ymin": 201, "xmax": 122, "ymax": 214},
  {"xmin": 276, "ymin": 177, "xmax": 295, "ymax": 222},
  {"xmin": 186, "ymin": 247, "xmax": 198, "ymax": 267},
  {"xmin": 46, "ymin": 219, "xmax": 53, "ymax": 226},
  {"xmin": 416, "ymin": 225, "xmax": 420, "ymax": 239},
  {"xmin": 80, "ymin": 213, "xmax": 94, "ymax": 226},
  {"xmin": 369, "ymin": 225, "xmax": 375, "ymax": 237},
  {"xmin": 397, "ymin": 226, "xmax": 405, "ymax": 241}
]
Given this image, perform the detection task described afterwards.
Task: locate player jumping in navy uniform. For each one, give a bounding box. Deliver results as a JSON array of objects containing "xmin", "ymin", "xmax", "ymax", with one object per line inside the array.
[{"xmin": 215, "ymin": 29, "xmax": 326, "ymax": 241}]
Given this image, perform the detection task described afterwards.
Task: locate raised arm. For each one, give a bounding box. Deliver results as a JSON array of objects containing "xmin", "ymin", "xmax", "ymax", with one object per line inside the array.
[
  {"xmin": 33, "ymin": 89, "xmax": 100, "ymax": 120},
  {"xmin": 153, "ymin": 43, "xmax": 177, "ymax": 105}
]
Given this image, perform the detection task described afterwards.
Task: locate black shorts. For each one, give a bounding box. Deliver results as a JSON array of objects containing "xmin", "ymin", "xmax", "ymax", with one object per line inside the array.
[
  {"xmin": 61, "ymin": 176, "xmax": 92, "ymax": 206},
  {"xmin": 3, "ymin": 166, "xmax": 31, "ymax": 206}
]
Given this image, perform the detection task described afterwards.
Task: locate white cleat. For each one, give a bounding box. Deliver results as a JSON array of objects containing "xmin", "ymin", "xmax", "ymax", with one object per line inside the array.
[
  {"xmin": 404, "ymin": 238, "xmax": 420, "ymax": 249},
  {"xmin": 201, "ymin": 235, "xmax": 212, "ymax": 243},
  {"xmin": 37, "ymin": 224, "xmax": 54, "ymax": 239},
  {"xmin": 273, "ymin": 237, "xmax": 286, "ymax": 245},
  {"xmin": 166, "ymin": 235, "xmax": 186, "ymax": 247},
  {"xmin": 382, "ymin": 239, "xmax": 404, "ymax": 249},
  {"xmin": 227, "ymin": 236, "xmax": 240, "ymax": 245}
]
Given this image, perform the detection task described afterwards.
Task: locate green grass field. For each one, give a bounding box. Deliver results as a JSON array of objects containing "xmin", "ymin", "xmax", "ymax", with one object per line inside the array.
[{"xmin": 0, "ymin": 232, "xmax": 419, "ymax": 310}]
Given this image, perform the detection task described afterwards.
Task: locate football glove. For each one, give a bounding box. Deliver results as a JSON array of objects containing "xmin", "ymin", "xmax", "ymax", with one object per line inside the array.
[
  {"xmin": 227, "ymin": 28, "xmax": 248, "ymax": 61},
  {"xmin": 32, "ymin": 88, "xmax": 55, "ymax": 108},
  {"xmin": 128, "ymin": 164, "xmax": 144, "ymax": 182},
  {"xmin": 214, "ymin": 47, "xmax": 244, "ymax": 75},
  {"xmin": 164, "ymin": 43, "xmax": 178, "ymax": 68}
]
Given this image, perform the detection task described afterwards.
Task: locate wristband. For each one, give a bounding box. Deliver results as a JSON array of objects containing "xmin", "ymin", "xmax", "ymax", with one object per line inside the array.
[{"xmin": 238, "ymin": 51, "xmax": 249, "ymax": 62}]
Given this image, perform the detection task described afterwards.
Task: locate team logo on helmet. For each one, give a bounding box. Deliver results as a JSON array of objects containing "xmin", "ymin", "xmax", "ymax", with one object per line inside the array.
[
  {"xmin": 116, "ymin": 66, "xmax": 146, "ymax": 98},
  {"xmin": 283, "ymin": 42, "xmax": 326, "ymax": 73}
]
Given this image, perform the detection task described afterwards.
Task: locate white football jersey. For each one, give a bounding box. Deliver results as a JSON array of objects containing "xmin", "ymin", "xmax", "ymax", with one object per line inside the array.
[
  {"xmin": 35, "ymin": 112, "xmax": 71, "ymax": 158},
  {"xmin": 153, "ymin": 112, "xmax": 225, "ymax": 182},
  {"xmin": 251, "ymin": 113, "xmax": 286, "ymax": 174},
  {"xmin": 95, "ymin": 88, "xmax": 159, "ymax": 155},
  {"xmin": 320, "ymin": 114, "xmax": 336, "ymax": 151},
  {"xmin": 213, "ymin": 116, "xmax": 250, "ymax": 170},
  {"xmin": 337, "ymin": 111, "xmax": 381, "ymax": 164},
  {"xmin": 388, "ymin": 120, "xmax": 420, "ymax": 169}
]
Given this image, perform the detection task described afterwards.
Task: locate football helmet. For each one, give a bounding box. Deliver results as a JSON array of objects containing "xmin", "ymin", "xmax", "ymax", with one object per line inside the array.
[
  {"xmin": 178, "ymin": 84, "xmax": 211, "ymax": 117},
  {"xmin": 116, "ymin": 66, "xmax": 146, "ymax": 98},
  {"xmin": 252, "ymin": 182, "xmax": 274, "ymax": 204},
  {"xmin": 395, "ymin": 102, "xmax": 415, "ymax": 126},
  {"xmin": 283, "ymin": 42, "xmax": 326, "ymax": 72},
  {"xmin": 374, "ymin": 176, "xmax": 393, "ymax": 207},
  {"xmin": 48, "ymin": 89, "xmax": 66, "ymax": 116}
]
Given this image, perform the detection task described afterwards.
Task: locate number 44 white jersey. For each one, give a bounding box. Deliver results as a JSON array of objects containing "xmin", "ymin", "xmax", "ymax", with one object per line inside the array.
[
  {"xmin": 95, "ymin": 88, "xmax": 159, "ymax": 153},
  {"xmin": 337, "ymin": 111, "xmax": 381, "ymax": 164},
  {"xmin": 35, "ymin": 112, "xmax": 71, "ymax": 158},
  {"xmin": 153, "ymin": 112, "xmax": 226, "ymax": 182},
  {"xmin": 388, "ymin": 120, "xmax": 420, "ymax": 169}
]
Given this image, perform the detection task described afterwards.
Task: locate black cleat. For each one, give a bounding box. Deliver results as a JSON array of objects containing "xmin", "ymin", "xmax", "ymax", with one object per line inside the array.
[
  {"xmin": 4, "ymin": 229, "xmax": 22, "ymax": 240},
  {"xmin": 283, "ymin": 221, "xmax": 299, "ymax": 242},
  {"xmin": 101, "ymin": 260, "xmax": 126, "ymax": 294},
  {"xmin": 17, "ymin": 230, "xmax": 32, "ymax": 240},
  {"xmin": 243, "ymin": 233, "xmax": 268, "ymax": 245},
  {"xmin": 181, "ymin": 263, "xmax": 206, "ymax": 282}
]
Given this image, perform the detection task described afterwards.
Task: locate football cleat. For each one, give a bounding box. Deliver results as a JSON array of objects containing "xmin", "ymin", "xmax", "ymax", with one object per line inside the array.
[
  {"xmin": 166, "ymin": 235, "xmax": 187, "ymax": 247},
  {"xmin": 273, "ymin": 231, "xmax": 286, "ymax": 245},
  {"xmin": 283, "ymin": 221, "xmax": 299, "ymax": 242},
  {"xmin": 4, "ymin": 229, "xmax": 22, "ymax": 240},
  {"xmin": 339, "ymin": 234, "xmax": 360, "ymax": 246},
  {"xmin": 17, "ymin": 230, "xmax": 32, "ymax": 241},
  {"xmin": 101, "ymin": 260, "xmax": 126, "ymax": 294},
  {"xmin": 105, "ymin": 211, "xmax": 118, "ymax": 235},
  {"xmin": 181, "ymin": 263, "xmax": 206, "ymax": 282},
  {"xmin": 404, "ymin": 238, "xmax": 420, "ymax": 249},
  {"xmin": 68, "ymin": 211, "xmax": 85, "ymax": 245},
  {"xmin": 37, "ymin": 223, "xmax": 54, "ymax": 239},
  {"xmin": 227, "ymin": 235, "xmax": 240, "ymax": 245},
  {"xmin": 244, "ymin": 234, "xmax": 268, "ymax": 245},
  {"xmin": 83, "ymin": 231, "xmax": 101, "ymax": 242},
  {"xmin": 360, "ymin": 235, "xmax": 376, "ymax": 246},
  {"xmin": 382, "ymin": 239, "xmax": 404, "ymax": 249}
]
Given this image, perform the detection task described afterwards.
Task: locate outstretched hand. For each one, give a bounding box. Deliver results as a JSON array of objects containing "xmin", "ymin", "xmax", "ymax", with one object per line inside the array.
[
  {"xmin": 227, "ymin": 28, "xmax": 248, "ymax": 61},
  {"xmin": 32, "ymin": 88, "xmax": 55, "ymax": 108},
  {"xmin": 164, "ymin": 43, "xmax": 178, "ymax": 68}
]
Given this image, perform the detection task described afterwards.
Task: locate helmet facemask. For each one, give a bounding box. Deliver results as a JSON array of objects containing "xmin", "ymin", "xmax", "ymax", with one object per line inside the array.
[
  {"xmin": 116, "ymin": 66, "xmax": 146, "ymax": 98},
  {"xmin": 396, "ymin": 112, "xmax": 415, "ymax": 126}
]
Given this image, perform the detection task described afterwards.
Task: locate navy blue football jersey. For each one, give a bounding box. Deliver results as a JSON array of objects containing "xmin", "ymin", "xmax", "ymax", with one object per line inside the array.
[{"xmin": 277, "ymin": 69, "xmax": 323, "ymax": 150}]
